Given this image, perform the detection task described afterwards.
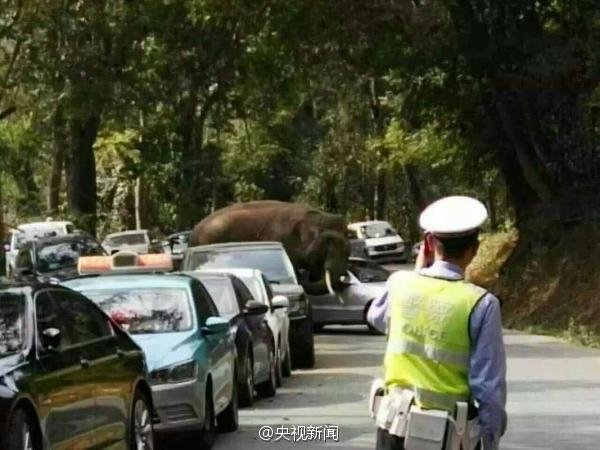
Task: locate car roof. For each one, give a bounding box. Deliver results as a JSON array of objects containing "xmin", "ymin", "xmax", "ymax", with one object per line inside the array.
[
  {"xmin": 187, "ymin": 241, "xmax": 285, "ymax": 252},
  {"xmin": 63, "ymin": 273, "xmax": 194, "ymax": 291},
  {"xmin": 105, "ymin": 229, "xmax": 148, "ymax": 238},
  {"xmin": 17, "ymin": 221, "xmax": 73, "ymax": 229},
  {"xmin": 194, "ymin": 268, "xmax": 263, "ymax": 279},
  {"xmin": 167, "ymin": 231, "xmax": 190, "ymax": 238},
  {"xmin": 348, "ymin": 220, "xmax": 390, "ymax": 228},
  {"xmin": 34, "ymin": 232, "xmax": 94, "ymax": 246}
]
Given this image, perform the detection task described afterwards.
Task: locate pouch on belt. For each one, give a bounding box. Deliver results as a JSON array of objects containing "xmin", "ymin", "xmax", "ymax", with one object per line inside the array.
[{"xmin": 404, "ymin": 407, "xmax": 448, "ymax": 450}]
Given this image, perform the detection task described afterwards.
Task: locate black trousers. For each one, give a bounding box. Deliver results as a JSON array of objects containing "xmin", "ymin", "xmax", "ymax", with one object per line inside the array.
[
  {"xmin": 375, "ymin": 428, "xmax": 482, "ymax": 450},
  {"xmin": 376, "ymin": 427, "xmax": 404, "ymax": 450}
]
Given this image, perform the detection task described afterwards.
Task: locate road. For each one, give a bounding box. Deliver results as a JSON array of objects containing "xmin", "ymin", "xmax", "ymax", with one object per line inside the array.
[
  {"xmin": 213, "ymin": 262, "xmax": 600, "ymax": 450},
  {"xmin": 214, "ymin": 327, "xmax": 600, "ymax": 450}
]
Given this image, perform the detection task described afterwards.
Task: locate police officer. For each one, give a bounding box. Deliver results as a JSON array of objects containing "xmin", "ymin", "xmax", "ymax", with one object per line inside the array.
[{"xmin": 368, "ymin": 196, "xmax": 507, "ymax": 450}]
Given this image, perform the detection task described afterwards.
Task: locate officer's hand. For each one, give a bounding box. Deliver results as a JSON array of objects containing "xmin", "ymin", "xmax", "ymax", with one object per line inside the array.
[{"xmin": 415, "ymin": 234, "xmax": 434, "ymax": 271}]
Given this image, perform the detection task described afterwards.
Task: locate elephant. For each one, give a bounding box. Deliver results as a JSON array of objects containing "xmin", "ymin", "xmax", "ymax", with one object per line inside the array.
[{"xmin": 189, "ymin": 200, "xmax": 350, "ymax": 296}]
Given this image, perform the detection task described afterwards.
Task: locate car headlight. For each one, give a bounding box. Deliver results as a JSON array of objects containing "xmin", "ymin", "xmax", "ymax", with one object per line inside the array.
[{"xmin": 151, "ymin": 360, "xmax": 197, "ymax": 384}]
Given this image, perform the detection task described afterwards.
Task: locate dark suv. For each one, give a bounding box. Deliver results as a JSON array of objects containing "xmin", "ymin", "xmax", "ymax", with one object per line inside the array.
[
  {"xmin": 12, "ymin": 232, "xmax": 106, "ymax": 282},
  {"xmin": 0, "ymin": 282, "xmax": 154, "ymax": 450}
]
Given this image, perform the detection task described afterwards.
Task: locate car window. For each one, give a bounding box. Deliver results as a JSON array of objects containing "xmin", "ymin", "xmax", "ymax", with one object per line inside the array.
[
  {"xmin": 262, "ymin": 274, "xmax": 274, "ymax": 300},
  {"xmin": 107, "ymin": 232, "xmax": 148, "ymax": 246},
  {"xmin": 348, "ymin": 260, "xmax": 390, "ymax": 283},
  {"xmin": 360, "ymin": 223, "xmax": 397, "ymax": 239},
  {"xmin": 201, "ymin": 278, "xmax": 240, "ymax": 318},
  {"xmin": 230, "ymin": 277, "xmax": 254, "ymax": 309},
  {"xmin": 16, "ymin": 248, "xmax": 32, "ymax": 269},
  {"xmin": 192, "ymin": 280, "xmax": 219, "ymax": 324},
  {"xmin": 50, "ymin": 290, "xmax": 112, "ymax": 344},
  {"xmin": 83, "ymin": 287, "xmax": 193, "ymax": 334},
  {"xmin": 238, "ymin": 275, "xmax": 269, "ymax": 306},
  {"xmin": 35, "ymin": 291, "xmax": 71, "ymax": 349},
  {"xmin": 0, "ymin": 292, "xmax": 27, "ymax": 356},
  {"xmin": 36, "ymin": 238, "xmax": 105, "ymax": 273}
]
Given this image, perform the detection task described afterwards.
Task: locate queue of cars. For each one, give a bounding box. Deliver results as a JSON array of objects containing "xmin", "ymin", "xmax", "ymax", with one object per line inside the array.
[{"xmin": 1, "ymin": 219, "xmax": 395, "ymax": 449}]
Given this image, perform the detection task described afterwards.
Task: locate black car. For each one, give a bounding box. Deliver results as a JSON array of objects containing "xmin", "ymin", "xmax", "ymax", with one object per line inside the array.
[
  {"xmin": 12, "ymin": 233, "xmax": 106, "ymax": 282},
  {"xmin": 0, "ymin": 282, "xmax": 154, "ymax": 450},
  {"xmin": 191, "ymin": 272, "xmax": 278, "ymax": 406}
]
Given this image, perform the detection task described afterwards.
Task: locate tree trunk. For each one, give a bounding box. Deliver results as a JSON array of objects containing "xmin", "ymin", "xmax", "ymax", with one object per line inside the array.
[
  {"xmin": 134, "ymin": 177, "xmax": 142, "ymax": 230},
  {"xmin": 375, "ymin": 170, "xmax": 387, "ymax": 220},
  {"xmin": 67, "ymin": 115, "xmax": 101, "ymax": 234},
  {"xmin": 47, "ymin": 109, "xmax": 67, "ymax": 215},
  {"xmin": 487, "ymin": 183, "xmax": 498, "ymax": 231}
]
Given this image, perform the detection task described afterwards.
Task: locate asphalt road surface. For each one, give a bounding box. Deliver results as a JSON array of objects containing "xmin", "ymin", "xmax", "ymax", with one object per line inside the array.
[{"xmin": 212, "ymin": 262, "xmax": 600, "ymax": 450}]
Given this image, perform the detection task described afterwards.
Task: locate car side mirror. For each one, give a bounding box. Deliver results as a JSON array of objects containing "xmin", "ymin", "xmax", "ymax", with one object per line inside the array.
[
  {"xmin": 41, "ymin": 327, "xmax": 62, "ymax": 351},
  {"xmin": 271, "ymin": 295, "xmax": 289, "ymax": 310},
  {"xmin": 296, "ymin": 269, "xmax": 309, "ymax": 283},
  {"xmin": 244, "ymin": 300, "xmax": 268, "ymax": 316},
  {"xmin": 201, "ymin": 316, "xmax": 230, "ymax": 335}
]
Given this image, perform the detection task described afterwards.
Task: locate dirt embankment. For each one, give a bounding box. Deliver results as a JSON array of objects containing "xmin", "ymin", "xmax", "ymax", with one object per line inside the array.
[{"xmin": 467, "ymin": 226, "xmax": 600, "ymax": 344}]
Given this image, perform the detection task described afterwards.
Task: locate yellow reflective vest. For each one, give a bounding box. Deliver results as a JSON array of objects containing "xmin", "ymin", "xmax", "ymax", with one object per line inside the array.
[{"xmin": 384, "ymin": 271, "xmax": 487, "ymax": 412}]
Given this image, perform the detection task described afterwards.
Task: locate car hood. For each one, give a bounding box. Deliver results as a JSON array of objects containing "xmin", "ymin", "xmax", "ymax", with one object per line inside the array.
[
  {"xmin": 131, "ymin": 330, "xmax": 199, "ymax": 372},
  {"xmin": 272, "ymin": 283, "xmax": 304, "ymax": 300},
  {"xmin": 364, "ymin": 236, "xmax": 403, "ymax": 247},
  {"xmin": 0, "ymin": 353, "xmax": 26, "ymax": 378},
  {"xmin": 356, "ymin": 281, "xmax": 387, "ymax": 299},
  {"xmin": 38, "ymin": 267, "xmax": 79, "ymax": 281}
]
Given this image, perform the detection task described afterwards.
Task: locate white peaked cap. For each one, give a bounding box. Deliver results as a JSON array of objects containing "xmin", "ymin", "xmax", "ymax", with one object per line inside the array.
[{"xmin": 419, "ymin": 196, "xmax": 488, "ymax": 237}]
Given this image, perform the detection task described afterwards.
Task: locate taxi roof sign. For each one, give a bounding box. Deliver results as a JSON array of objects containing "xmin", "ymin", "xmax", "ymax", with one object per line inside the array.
[{"xmin": 78, "ymin": 251, "xmax": 173, "ymax": 275}]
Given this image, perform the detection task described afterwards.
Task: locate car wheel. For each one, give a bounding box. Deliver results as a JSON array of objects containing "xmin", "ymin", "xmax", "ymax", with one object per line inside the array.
[
  {"xmin": 130, "ymin": 390, "xmax": 154, "ymax": 450},
  {"xmin": 282, "ymin": 344, "xmax": 292, "ymax": 378},
  {"xmin": 290, "ymin": 317, "xmax": 315, "ymax": 369},
  {"xmin": 7, "ymin": 408, "xmax": 38, "ymax": 450},
  {"xmin": 238, "ymin": 351, "xmax": 254, "ymax": 407},
  {"xmin": 200, "ymin": 386, "xmax": 217, "ymax": 449},
  {"xmin": 275, "ymin": 343, "xmax": 283, "ymax": 387},
  {"xmin": 256, "ymin": 345, "xmax": 277, "ymax": 398},
  {"xmin": 217, "ymin": 371, "xmax": 239, "ymax": 433}
]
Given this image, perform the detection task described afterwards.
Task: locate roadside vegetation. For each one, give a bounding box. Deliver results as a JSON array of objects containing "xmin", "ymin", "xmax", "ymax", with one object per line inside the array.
[{"xmin": 2, "ymin": 1, "xmax": 600, "ymax": 342}]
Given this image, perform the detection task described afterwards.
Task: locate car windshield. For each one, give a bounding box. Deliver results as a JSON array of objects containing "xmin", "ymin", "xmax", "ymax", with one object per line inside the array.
[
  {"xmin": 348, "ymin": 260, "xmax": 390, "ymax": 283},
  {"xmin": 37, "ymin": 238, "xmax": 105, "ymax": 273},
  {"xmin": 360, "ymin": 223, "xmax": 397, "ymax": 239},
  {"xmin": 107, "ymin": 233, "xmax": 147, "ymax": 246},
  {"xmin": 237, "ymin": 276, "xmax": 265, "ymax": 303},
  {"xmin": 201, "ymin": 278, "xmax": 238, "ymax": 318},
  {"xmin": 0, "ymin": 293, "xmax": 27, "ymax": 357},
  {"xmin": 83, "ymin": 288, "xmax": 193, "ymax": 334},
  {"xmin": 190, "ymin": 248, "xmax": 295, "ymax": 284}
]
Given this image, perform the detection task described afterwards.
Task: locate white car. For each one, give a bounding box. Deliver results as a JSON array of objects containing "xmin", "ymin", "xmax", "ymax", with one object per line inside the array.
[
  {"xmin": 198, "ymin": 268, "xmax": 291, "ymax": 385},
  {"xmin": 102, "ymin": 229, "xmax": 154, "ymax": 254},
  {"xmin": 5, "ymin": 220, "xmax": 75, "ymax": 277},
  {"xmin": 347, "ymin": 220, "xmax": 406, "ymax": 263}
]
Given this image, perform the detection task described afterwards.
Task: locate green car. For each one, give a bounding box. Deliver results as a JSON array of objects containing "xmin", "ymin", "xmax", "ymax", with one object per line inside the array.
[{"xmin": 64, "ymin": 273, "xmax": 239, "ymax": 446}]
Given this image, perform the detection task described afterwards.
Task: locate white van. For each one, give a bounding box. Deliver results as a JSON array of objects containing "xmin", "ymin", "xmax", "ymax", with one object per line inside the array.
[
  {"xmin": 347, "ymin": 220, "xmax": 406, "ymax": 263},
  {"xmin": 5, "ymin": 220, "xmax": 75, "ymax": 277}
]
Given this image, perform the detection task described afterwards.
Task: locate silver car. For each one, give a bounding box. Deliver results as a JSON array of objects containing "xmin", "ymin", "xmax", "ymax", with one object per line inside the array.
[
  {"xmin": 310, "ymin": 257, "xmax": 389, "ymax": 332},
  {"xmin": 102, "ymin": 229, "xmax": 153, "ymax": 254}
]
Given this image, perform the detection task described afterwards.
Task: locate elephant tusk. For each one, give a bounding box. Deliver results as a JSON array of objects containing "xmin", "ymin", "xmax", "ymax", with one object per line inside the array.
[
  {"xmin": 325, "ymin": 270, "xmax": 335, "ymax": 295},
  {"xmin": 325, "ymin": 270, "xmax": 344, "ymax": 304}
]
